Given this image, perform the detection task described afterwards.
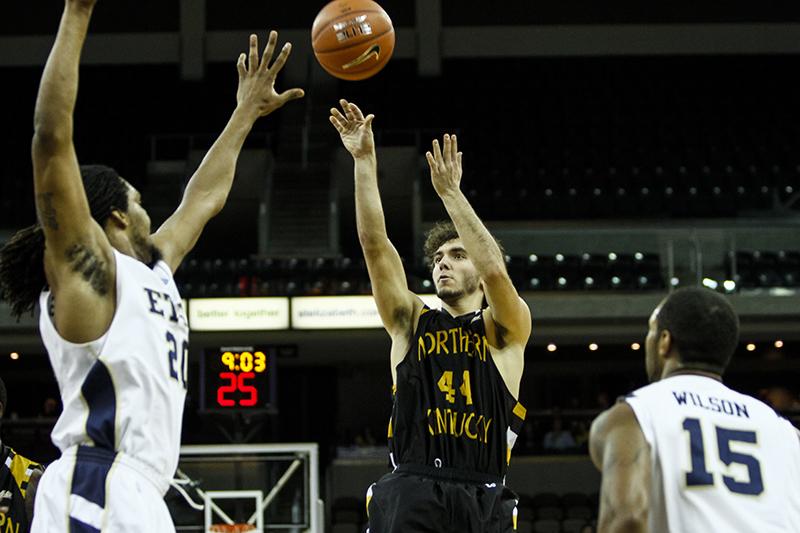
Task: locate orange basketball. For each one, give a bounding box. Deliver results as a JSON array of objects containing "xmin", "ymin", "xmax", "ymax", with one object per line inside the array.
[{"xmin": 312, "ymin": 0, "xmax": 395, "ymax": 81}]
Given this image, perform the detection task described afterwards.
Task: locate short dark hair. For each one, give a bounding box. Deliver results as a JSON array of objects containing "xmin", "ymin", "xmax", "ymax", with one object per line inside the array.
[
  {"xmin": 657, "ymin": 287, "xmax": 740, "ymax": 374},
  {"xmin": 0, "ymin": 165, "xmax": 129, "ymax": 319},
  {"xmin": 422, "ymin": 221, "xmax": 505, "ymax": 269},
  {"xmin": 0, "ymin": 376, "xmax": 7, "ymax": 415}
]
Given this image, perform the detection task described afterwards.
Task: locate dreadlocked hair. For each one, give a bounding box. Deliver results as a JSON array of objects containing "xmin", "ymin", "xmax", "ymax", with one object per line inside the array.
[{"xmin": 0, "ymin": 164, "xmax": 128, "ymax": 320}]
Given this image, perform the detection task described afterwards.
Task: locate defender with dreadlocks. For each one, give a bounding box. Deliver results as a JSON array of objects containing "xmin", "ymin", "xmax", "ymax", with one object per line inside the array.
[
  {"xmin": 330, "ymin": 100, "xmax": 531, "ymax": 533},
  {"xmin": 0, "ymin": 0, "xmax": 303, "ymax": 531}
]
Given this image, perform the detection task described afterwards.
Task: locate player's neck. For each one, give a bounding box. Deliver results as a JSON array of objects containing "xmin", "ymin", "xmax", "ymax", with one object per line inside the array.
[
  {"xmin": 663, "ymin": 367, "xmax": 723, "ymax": 382},
  {"xmin": 441, "ymin": 297, "xmax": 482, "ymax": 317},
  {"xmin": 106, "ymin": 229, "xmax": 138, "ymax": 261}
]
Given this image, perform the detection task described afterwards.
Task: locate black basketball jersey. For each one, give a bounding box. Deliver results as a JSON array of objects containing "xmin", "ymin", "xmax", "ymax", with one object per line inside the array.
[
  {"xmin": 0, "ymin": 443, "xmax": 41, "ymax": 533},
  {"xmin": 388, "ymin": 306, "xmax": 526, "ymax": 477}
]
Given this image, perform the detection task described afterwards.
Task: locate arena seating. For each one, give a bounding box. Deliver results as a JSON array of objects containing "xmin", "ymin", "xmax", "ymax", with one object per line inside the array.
[{"xmin": 174, "ymin": 252, "xmax": 666, "ymax": 298}]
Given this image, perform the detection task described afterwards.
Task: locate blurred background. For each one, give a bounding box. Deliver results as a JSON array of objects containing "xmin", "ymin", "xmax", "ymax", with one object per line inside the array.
[{"xmin": 1, "ymin": 1, "xmax": 799, "ymax": 531}]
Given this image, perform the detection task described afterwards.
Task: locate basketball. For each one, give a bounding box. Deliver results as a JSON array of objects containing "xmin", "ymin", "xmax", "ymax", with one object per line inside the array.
[{"xmin": 312, "ymin": 0, "xmax": 395, "ymax": 81}]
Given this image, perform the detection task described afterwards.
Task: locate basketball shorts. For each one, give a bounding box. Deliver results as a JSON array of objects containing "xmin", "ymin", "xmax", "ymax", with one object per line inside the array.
[
  {"xmin": 31, "ymin": 445, "xmax": 174, "ymax": 533},
  {"xmin": 366, "ymin": 464, "xmax": 519, "ymax": 533}
]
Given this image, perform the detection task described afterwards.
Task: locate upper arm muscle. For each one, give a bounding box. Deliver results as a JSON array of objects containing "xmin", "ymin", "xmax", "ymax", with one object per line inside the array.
[
  {"xmin": 591, "ymin": 403, "xmax": 650, "ymax": 532},
  {"xmin": 483, "ymin": 272, "xmax": 531, "ymax": 346},
  {"xmin": 362, "ymin": 240, "xmax": 422, "ymax": 337}
]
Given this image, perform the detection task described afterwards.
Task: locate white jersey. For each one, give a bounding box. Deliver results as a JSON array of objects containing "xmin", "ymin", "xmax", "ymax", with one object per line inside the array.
[
  {"xmin": 625, "ymin": 374, "xmax": 800, "ymax": 533},
  {"xmin": 39, "ymin": 249, "xmax": 189, "ymax": 491}
]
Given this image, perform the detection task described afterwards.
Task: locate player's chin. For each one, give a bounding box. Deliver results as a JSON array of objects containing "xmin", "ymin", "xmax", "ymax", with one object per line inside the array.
[{"xmin": 436, "ymin": 287, "xmax": 463, "ymax": 301}]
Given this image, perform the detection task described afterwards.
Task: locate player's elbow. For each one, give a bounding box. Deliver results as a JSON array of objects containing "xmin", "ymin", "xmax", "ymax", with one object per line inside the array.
[
  {"xmin": 357, "ymin": 229, "xmax": 387, "ymax": 251},
  {"xmin": 32, "ymin": 122, "xmax": 71, "ymax": 154}
]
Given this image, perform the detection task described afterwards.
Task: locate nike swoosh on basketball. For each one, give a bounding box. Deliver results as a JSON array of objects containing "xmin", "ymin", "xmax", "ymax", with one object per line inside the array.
[{"xmin": 342, "ymin": 44, "xmax": 381, "ymax": 70}]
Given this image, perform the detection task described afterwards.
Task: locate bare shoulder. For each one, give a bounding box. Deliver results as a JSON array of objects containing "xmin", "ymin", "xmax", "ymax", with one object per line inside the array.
[
  {"xmin": 589, "ymin": 401, "xmax": 640, "ymax": 467},
  {"xmin": 482, "ymin": 299, "xmax": 531, "ymax": 348}
]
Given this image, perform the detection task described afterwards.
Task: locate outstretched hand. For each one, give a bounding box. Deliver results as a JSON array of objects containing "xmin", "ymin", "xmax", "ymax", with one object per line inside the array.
[
  {"xmin": 426, "ymin": 134, "xmax": 462, "ymax": 198},
  {"xmin": 329, "ymin": 99, "xmax": 375, "ymax": 159},
  {"xmin": 236, "ymin": 31, "xmax": 304, "ymax": 118}
]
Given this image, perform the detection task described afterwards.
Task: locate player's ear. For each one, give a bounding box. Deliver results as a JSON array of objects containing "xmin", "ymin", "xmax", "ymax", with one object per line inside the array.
[
  {"xmin": 108, "ymin": 208, "xmax": 129, "ymax": 229},
  {"xmin": 658, "ymin": 329, "xmax": 672, "ymax": 358}
]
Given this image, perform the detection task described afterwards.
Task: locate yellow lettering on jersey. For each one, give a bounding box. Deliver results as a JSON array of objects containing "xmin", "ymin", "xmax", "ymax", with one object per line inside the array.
[
  {"xmin": 459, "ymin": 370, "xmax": 474, "ymax": 405},
  {"xmin": 482, "ymin": 417, "xmax": 492, "ymax": 444},
  {"xmin": 417, "ymin": 328, "xmax": 488, "ymax": 362},
  {"xmin": 418, "ymin": 333, "xmax": 436, "ymax": 360},
  {"xmin": 464, "ymin": 413, "xmax": 478, "ymax": 439},
  {"xmin": 459, "ymin": 328, "xmax": 471, "ymax": 353},
  {"xmin": 0, "ymin": 515, "xmax": 19, "ymax": 533},
  {"xmin": 437, "ymin": 371, "xmax": 456, "ymax": 403},
  {"xmin": 436, "ymin": 330, "xmax": 449, "ymax": 354},
  {"xmin": 427, "ymin": 407, "xmax": 493, "ymax": 444},
  {"xmin": 449, "ymin": 328, "xmax": 459, "ymax": 353},
  {"xmin": 436, "ymin": 408, "xmax": 448, "ymax": 434}
]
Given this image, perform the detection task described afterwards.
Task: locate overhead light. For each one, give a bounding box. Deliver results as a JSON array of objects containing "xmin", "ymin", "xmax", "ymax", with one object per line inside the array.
[
  {"xmin": 631, "ymin": 342, "xmax": 641, "ymax": 351},
  {"xmin": 702, "ymin": 278, "xmax": 719, "ymax": 290},
  {"xmin": 723, "ymin": 280, "xmax": 736, "ymax": 292},
  {"xmin": 547, "ymin": 343, "xmax": 557, "ymax": 352},
  {"xmin": 10, "ymin": 352, "xmax": 19, "ymax": 360},
  {"xmin": 589, "ymin": 343, "xmax": 599, "ymax": 351},
  {"xmin": 746, "ymin": 343, "xmax": 756, "ymax": 352},
  {"xmin": 774, "ymin": 340, "xmax": 784, "ymax": 349},
  {"xmin": 670, "ymin": 277, "xmax": 680, "ymax": 287}
]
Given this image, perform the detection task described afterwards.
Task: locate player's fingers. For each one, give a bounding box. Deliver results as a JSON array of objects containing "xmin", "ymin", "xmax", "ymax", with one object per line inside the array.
[
  {"xmin": 432, "ymin": 138, "xmax": 443, "ymax": 163},
  {"xmin": 425, "ymin": 151, "xmax": 436, "ymax": 170},
  {"xmin": 450, "ymin": 134, "xmax": 458, "ymax": 162},
  {"xmin": 279, "ymin": 88, "xmax": 305, "ymax": 103},
  {"xmin": 342, "ymin": 99, "xmax": 357, "ymax": 121},
  {"xmin": 329, "ymin": 114, "xmax": 346, "ymax": 132},
  {"xmin": 248, "ymin": 34, "xmax": 259, "ymax": 73},
  {"xmin": 260, "ymin": 30, "xmax": 278, "ymax": 71},
  {"xmin": 364, "ymin": 114, "xmax": 375, "ymax": 128},
  {"xmin": 268, "ymin": 42, "xmax": 292, "ymax": 76},
  {"xmin": 457, "ymin": 152, "xmax": 463, "ymax": 168},
  {"xmin": 349, "ymin": 102, "xmax": 365, "ymax": 121},
  {"xmin": 237, "ymin": 53, "xmax": 247, "ymax": 79},
  {"xmin": 331, "ymin": 107, "xmax": 347, "ymax": 123},
  {"xmin": 443, "ymin": 134, "xmax": 452, "ymax": 164}
]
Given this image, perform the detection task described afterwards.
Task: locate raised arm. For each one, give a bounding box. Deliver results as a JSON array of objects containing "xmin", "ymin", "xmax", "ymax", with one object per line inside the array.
[
  {"xmin": 589, "ymin": 402, "xmax": 650, "ymax": 533},
  {"xmin": 329, "ymin": 100, "xmax": 422, "ymax": 338},
  {"xmin": 153, "ymin": 31, "xmax": 304, "ymax": 272},
  {"xmin": 32, "ymin": 0, "xmax": 117, "ymax": 342},
  {"xmin": 426, "ymin": 134, "xmax": 531, "ymax": 345},
  {"xmin": 32, "ymin": 0, "xmax": 110, "ymax": 263}
]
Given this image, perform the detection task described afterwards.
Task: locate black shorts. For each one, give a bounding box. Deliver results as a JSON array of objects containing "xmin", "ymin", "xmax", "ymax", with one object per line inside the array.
[{"xmin": 366, "ymin": 465, "xmax": 519, "ymax": 533}]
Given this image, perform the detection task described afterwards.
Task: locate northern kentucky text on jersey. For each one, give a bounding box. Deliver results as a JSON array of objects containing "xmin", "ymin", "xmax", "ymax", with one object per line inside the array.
[
  {"xmin": 417, "ymin": 327, "xmax": 489, "ymax": 362},
  {"xmin": 426, "ymin": 407, "xmax": 493, "ymax": 444},
  {"xmin": 671, "ymin": 390, "xmax": 750, "ymax": 418}
]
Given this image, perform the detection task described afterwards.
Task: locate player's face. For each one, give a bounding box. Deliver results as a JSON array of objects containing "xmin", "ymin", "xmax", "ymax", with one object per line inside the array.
[
  {"xmin": 645, "ymin": 305, "xmax": 664, "ymax": 382},
  {"xmin": 431, "ymin": 239, "xmax": 481, "ymax": 302}
]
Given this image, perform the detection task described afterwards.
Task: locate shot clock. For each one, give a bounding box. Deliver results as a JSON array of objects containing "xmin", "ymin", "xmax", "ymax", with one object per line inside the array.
[{"xmin": 200, "ymin": 346, "xmax": 277, "ymax": 413}]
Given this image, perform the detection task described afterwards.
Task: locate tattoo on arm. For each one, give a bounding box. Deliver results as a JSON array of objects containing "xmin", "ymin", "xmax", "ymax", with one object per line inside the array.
[
  {"xmin": 37, "ymin": 192, "xmax": 59, "ymax": 230},
  {"xmin": 65, "ymin": 244, "xmax": 110, "ymax": 295}
]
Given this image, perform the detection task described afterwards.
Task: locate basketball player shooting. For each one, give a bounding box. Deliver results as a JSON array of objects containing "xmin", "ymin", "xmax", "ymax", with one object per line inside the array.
[
  {"xmin": 330, "ymin": 100, "xmax": 531, "ymax": 532},
  {"xmin": 589, "ymin": 288, "xmax": 800, "ymax": 532},
  {"xmin": 0, "ymin": 0, "xmax": 303, "ymax": 531}
]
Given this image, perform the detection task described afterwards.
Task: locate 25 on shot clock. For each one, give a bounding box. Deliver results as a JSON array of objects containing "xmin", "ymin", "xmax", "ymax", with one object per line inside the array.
[{"xmin": 200, "ymin": 346, "xmax": 277, "ymax": 412}]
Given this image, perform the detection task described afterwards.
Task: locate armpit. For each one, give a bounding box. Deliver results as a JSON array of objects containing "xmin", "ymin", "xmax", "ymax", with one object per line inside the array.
[{"xmin": 65, "ymin": 243, "xmax": 110, "ymax": 295}]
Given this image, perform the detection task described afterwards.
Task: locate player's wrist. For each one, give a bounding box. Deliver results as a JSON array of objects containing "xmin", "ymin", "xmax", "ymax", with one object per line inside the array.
[{"xmin": 231, "ymin": 104, "xmax": 261, "ymax": 125}]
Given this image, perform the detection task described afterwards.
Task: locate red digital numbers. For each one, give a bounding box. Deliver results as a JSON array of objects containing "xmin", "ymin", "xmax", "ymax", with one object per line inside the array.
[{"xmin": 217, "ymin": 372, "xmax": 259, "ymax": 407}]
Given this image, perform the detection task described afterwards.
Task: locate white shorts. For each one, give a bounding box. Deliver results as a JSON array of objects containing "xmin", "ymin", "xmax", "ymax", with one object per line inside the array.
[{"xmin": 31, "ymin": 445, "xmax": 174, "ymax": 533}]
